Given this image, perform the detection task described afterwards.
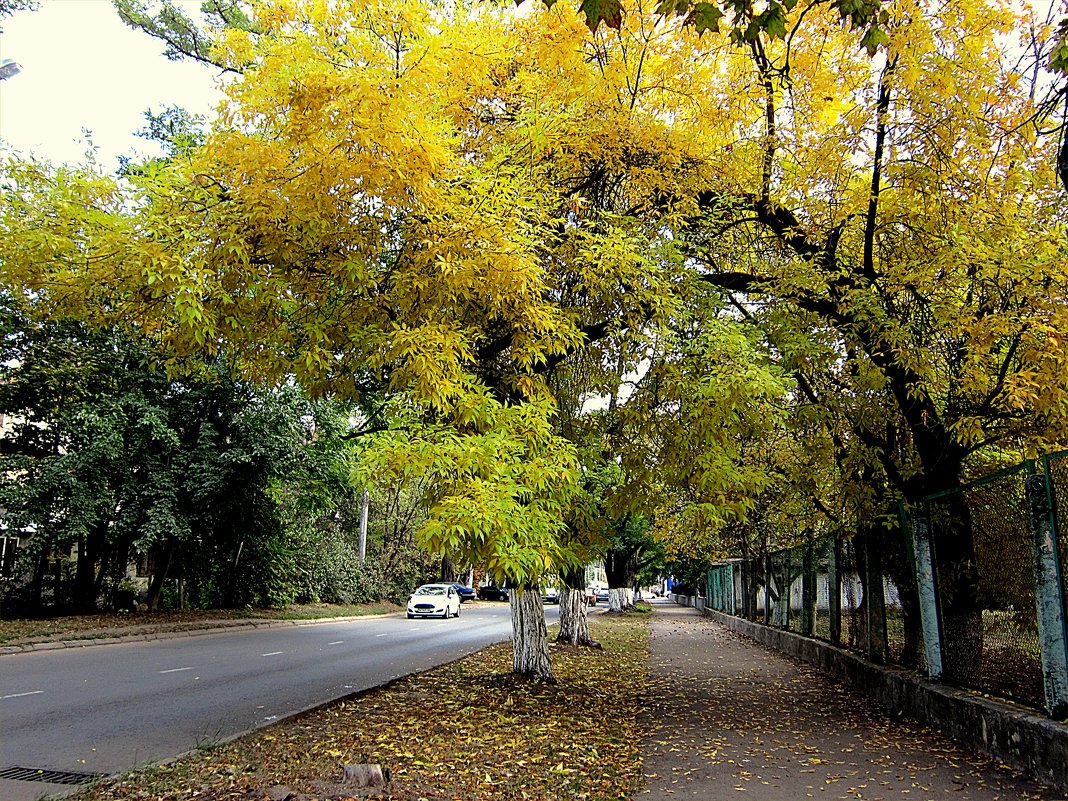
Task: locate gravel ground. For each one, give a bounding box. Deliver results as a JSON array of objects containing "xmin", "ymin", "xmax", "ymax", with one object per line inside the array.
[{"xmin": 637, "ymin": 602, "xmax": 1063, "ymax": 801}]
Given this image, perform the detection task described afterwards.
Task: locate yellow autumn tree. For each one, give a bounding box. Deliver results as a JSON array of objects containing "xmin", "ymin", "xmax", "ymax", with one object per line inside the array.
[{"xmin": 6, "ymin": 0, "xmax": 1066, "ymax": 682}]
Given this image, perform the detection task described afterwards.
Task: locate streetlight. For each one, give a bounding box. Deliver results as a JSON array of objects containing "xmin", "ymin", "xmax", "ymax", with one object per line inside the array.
[{"xmin": 0, "ymin": 58, "xmax": 22, "ymax": 80}]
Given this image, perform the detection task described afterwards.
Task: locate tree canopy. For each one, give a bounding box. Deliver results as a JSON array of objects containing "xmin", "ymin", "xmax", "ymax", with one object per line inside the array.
[{"xmin": 2, "ymin": 0, "xmax": 1067, "ymax": 675}]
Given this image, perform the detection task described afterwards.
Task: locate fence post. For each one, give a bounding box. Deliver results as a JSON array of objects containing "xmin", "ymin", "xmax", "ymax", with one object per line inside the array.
[
  {"xmin": 740, "ymin": 560, "xmax": 750, "ymax": 619},
  {"xmin": 783, "ymin": 550, "xmax": 792, "ymax": 630},
  {"xmin": 727, "ymin": 563, "xmax": 736, "ymax": 615},
  {"xmin": 862, "ymin": 530, "xmax": 887, "ymax": 663},
  {"xmin": 756, "ymin": 559, "xmax": 764, "ymax": 623},
  {"xmin": 802, "ymin": 541, "xmax": 815, "ymax": 637},
  {"xmin": 764, "ymin": 553, "xmax": 772, "ymax": 626},
  {"xmin": 829, "ymin": 538, "xmax": 841, "ymax": 646},
  {"xmin": 1025, "ymin": 469, "xmax": 1068, "ymax": 719},
  {"xmin": 906, "ymin": 505, "xmax": 943, "ymax": 679}
]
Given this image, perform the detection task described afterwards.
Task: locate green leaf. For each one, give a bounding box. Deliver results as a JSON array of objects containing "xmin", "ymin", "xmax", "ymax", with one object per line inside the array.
[
  {"xmin": 764, "ymin": 8, "xmax": 788, "ymax": 38},
  {"xmin": 656, "ymin": 0, "xmax": 693, "ymax": 17},
  {"xmin": 859, "ymin": 24, "xmax": 888, "ymax": 55},
  {"xmin": 580, "ymin": 0, "xmax": 624, "ymax": 30},
  {"xmin": 687, "ymin": 2, "xmax": 724, "ymax": 34}
]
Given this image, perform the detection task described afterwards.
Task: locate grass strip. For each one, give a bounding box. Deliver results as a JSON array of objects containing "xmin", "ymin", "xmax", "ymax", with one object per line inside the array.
[
  {"xmin": 0, "ymin": 603, "xmax": 403, "ymax": 646},
  {"xmin": 75, "ymin": 613, "xmax": 648, "ymax": 801}
]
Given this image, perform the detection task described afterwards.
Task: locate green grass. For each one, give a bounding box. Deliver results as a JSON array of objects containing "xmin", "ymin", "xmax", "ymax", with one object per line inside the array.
[
  {"xmin": 272, "ymin": 602, "xmax": 402, "ymax": 620},
  {"xmin": 0, "ymin": 602, "xmax": 402, "ymax": 646}
]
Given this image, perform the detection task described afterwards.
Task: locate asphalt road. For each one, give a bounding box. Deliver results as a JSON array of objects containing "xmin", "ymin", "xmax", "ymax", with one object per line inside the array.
[{"xmin": 0, "ymin": 601, "xmax": 555, "ymax": 800}]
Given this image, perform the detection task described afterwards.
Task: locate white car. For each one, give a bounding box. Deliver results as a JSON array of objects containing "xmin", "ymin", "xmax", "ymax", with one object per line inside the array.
[{"xmin": 406, "ymin": 583, "xmax": 462, "ymax": 619}]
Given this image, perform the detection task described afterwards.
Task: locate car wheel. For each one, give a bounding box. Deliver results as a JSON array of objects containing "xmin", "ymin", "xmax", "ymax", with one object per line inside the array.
[
  {"xmin": 407, "ymin": 613, "xmax": 414, "ymax": 619},
  {"xmin": 456, "ymin": 604, "xmax": 461, "ymax": 617}
]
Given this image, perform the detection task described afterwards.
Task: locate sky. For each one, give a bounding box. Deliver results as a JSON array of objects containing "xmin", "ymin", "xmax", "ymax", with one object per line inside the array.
[{"xmin": 0, "ymin": 0, "xmax": 223, "ymax": 170}]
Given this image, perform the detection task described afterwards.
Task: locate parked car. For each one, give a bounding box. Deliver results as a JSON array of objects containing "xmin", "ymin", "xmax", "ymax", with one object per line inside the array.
[
  {"xmin": 477, "ymin": 584, "xmax": 509, "ymax": 602},
  {"xmin": 407, "ymin": 583, "xmax": 461, "ymax": 619},
  {"xmin": 542, "ymin": 586, "xmax": 559, "ymax": 604},
  {"xmin": 595, "ymin": 586, "xmax": 611, "ymax": 604},
  {"xmin": 451, "ymin": 582, "xmax": 476, "ymax": 603}
]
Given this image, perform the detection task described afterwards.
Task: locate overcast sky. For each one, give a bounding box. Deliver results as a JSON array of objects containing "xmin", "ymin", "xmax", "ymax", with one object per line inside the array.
[{"xmin": 0, "ymin": 0, "xmax": 222, "ymax": 169}]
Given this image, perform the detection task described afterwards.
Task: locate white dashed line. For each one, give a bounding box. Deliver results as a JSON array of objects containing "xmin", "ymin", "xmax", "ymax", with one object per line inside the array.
[
  {"xmin": 159, "ymin": 667, "xmax": 193, "ymax": 674},
  {"xmin": 375, "ymin": 633, "xmax": 389, "ymax": 638},
  {"xmin": 1, "ymin": 690, "xmax": 44, "ymax": 700},
  {"xmin": 327, "ymin": 641, "xmax": 344, "ymax": 645},
  {"xmin": 261, "ymin": 651, "xmax": 284, "ymax": 657}
]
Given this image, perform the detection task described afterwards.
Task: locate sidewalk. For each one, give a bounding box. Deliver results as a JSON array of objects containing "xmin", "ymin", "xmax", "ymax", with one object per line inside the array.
[{"xmin": 637, "ymin": 602, "xmax": 1062, "ymax": 801}]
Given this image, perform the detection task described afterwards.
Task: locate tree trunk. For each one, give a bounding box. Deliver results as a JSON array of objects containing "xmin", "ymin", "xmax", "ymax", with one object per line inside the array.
[
  {"xmin": 928, "ymin": 492, "xmax": 983, "ymax": 685},
  {"xmin": 510, "ymin": 585, "xmax": 553, "ymax": 681},
  {"xmin": 607, "ymin": 587, "xmax": 632, "ymax": 613},
  {"xmin": 146, "ymin": 540, "xmax": 176, "ymax": 611},
  {"xmin": 556, "ymin": 567, "xmax": 600, "ymax": 648},
  {"xmin": 30, "ymin": 550, "xmax": 48, "ymax": 612},
  {"xmin": 557, "ymin": 587, "xmax": 601, "ymax": 648},
  {"xmin": 74, "ymin": 527, "xmax": 101, "ymax": 613},
  {"xmin": 605, "ymin": 544, "xmax": 637, "ymax": 614},
  {"xmin": 440, "ymin": 556, "xmax": 455, "ymax": 583}
]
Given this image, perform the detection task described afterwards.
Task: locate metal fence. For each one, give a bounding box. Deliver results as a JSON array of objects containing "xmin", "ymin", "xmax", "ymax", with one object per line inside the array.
[
  {"xmin": 704, "ymin": 451, "xmax": 1068, "ymax": 719},
  {"xmin": 923, "ymin": 464, "xmax": 1043, "ymax": 708}
]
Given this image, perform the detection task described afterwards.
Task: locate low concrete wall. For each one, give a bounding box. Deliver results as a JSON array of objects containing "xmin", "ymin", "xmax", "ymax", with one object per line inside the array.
[
  {"xmin": 702, "ymin": 607, "xmax": 1068, "ymax": 792},
  {"xmin": 669, "ymin": 594, "xmax": 706, "ymax": 611}
]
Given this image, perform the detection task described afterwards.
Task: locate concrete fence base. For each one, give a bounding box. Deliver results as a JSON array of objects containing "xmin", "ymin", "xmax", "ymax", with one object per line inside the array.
[
  {"xmin": 669, "ymin": 594, "xmax": 706, "ymax": 611},
  {"xmin": 700, "ymin": 607, "xmax": 1068, "ymax": 792}
]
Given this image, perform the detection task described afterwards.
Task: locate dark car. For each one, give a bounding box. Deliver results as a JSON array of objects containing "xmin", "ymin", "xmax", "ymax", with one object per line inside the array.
[
  {"xmin": 477, "ymin": 584, "xmax": 509, "ymax": 601},
  {"xmin": 452, "ymin": 582, "xmax": 477, "ymax": 603}
]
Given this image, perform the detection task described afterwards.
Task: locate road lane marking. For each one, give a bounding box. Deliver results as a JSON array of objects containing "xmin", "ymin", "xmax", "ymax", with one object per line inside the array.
[
  {"xmin": 328, "ymin": 641, "xmax": 344, "ymax": 645},
  {"xmin": 261, "ymin": 651, "xmax": 284, "ymax": 656},
  {"xmin": 2, "ymin": 690, "xmax": 44, "ymax": 700},
  {"xmin": 375, "ymin": 633, "xmax": 389, "ymax": 638},
  {"xmin": 159, "ymin": 667, "xmax": 193, "ymax": 674}
]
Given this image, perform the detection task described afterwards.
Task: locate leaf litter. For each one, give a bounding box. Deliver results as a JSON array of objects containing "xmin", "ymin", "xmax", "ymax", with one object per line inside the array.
[{"xmin": 72, "ymin": 614, "xmax": 647, "ymax": 801}]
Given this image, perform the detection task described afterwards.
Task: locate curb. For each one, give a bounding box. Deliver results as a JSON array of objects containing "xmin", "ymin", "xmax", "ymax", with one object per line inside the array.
[{"xmin": 0, "ymin": 613, "xmax": 404, "ymax": 655}]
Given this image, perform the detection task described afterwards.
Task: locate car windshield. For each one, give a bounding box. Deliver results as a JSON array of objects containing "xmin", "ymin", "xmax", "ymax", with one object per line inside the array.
[{"xmin": 416, "ymin": 586, "xmax": 446, "ymax": 595}]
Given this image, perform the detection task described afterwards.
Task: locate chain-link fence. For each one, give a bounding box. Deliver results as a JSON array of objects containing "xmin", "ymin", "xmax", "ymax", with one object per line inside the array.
[
  {"xmin": 704, "ymin": 451, "xmax": 1068, "ymax": 718},
  {"xmin": 1048, "ymin": 452, "xmax": 1068, "ymax": 627},
  {"xmin": 925, "ymin": 465, "xmax": 1043, "ymax": 708},
  {"xmin": 707, "ymin": 537, "xmax": 926, "ymax": 666}
]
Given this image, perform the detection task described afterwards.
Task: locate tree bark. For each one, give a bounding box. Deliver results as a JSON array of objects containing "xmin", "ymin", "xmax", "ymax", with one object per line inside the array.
[
  {"xmin": 925, "ymin": 489, "xmax": 983, "ymax": 685},
  {"xmin": 146, "ymin": 540, "xmax": 176, "ymax": 611},
  {"xmin": 30, "ymin": 550, "xmax": 48, "ymax": 612},
  {"xmin": 557, "ymin": 587, "xmax": 601, "ymax": 648},
  {"xmin": 440, "ymin": 556, "xmax": 455, "ymax": 583},
  {"xmin": 607, "ymin": 587, "xmax": 633, "ymax": 613},
  {"xmin": 605, "ymin": 542, "xmax": 637, "ymax": 614},
  {"xmin": 556, "ymin": 567, "xmax": 600, "ymax": 648},
  {"xmin": 510, "ymin": 585, "xmax": 554, "ymax": 680},
  {"xmin": 73, "ymin": 523, "xmax": 107, "ymax": 613}
]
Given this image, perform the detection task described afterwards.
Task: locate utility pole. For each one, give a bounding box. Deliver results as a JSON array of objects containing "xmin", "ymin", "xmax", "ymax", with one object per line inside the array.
[{"xmin": 358, "ymin": 488, "xmax": 368, "ymax": 562}]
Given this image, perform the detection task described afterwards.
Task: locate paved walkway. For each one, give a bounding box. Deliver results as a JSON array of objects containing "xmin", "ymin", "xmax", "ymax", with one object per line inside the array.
[{"xmin": 637, "ymin": 602, "xmax": 1063, "ymax": 801}]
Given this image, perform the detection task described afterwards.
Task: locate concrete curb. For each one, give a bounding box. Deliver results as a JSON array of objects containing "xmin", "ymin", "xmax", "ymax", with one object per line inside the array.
[
  {"xmin": 702, "ymin": 606, "xmax": 1068, "ymax": 793},
  {"xmin": 0, "ymin": 613, "xmax": 403, "ymax": 655}
]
